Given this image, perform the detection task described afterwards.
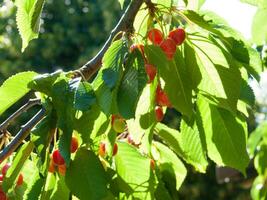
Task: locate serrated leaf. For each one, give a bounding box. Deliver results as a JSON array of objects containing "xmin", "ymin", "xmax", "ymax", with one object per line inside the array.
[
  {"xmin": 0, "ymin": 71, "xmax": 37, "ymax": 115},
  {"xmin": 31, "ymin": 0, "xmax": 45, "ymax": 32},
  {"xmin": 152, "ymin": 142, "xmax": 187, "ymax": 190},
  {"xmin": 15, "ymin": 0, "xmax": 44, "ymax": 51},
  {"xmin": 240, "ymin": 79, "xmax": 255, "ymax": 106},
  {"xmin": 115, "ymin": 142, "xmax": 154, "ymax": 199},
  {"xmin": 65, "ymin": 148, "xmax": 109, "ymax": 200},
  {"xmin": 191, "ymin": 35, "xmax": 241, "ymax": 112},
  {"xmin": 93, "ymin": 40, "xmax": 127, "ymax": 115},
  {"xmin": 155, "ymin": 121, "xmax": 208, "ymax": 173},
  {"xmin": 74, "ymin": 81, "xmax": 96, "ymax": 111},
  {"xmin": 74, "ymin": 105, "xmax": 109, "ymax": 143},
  {"xmin": 52, "ymin": 77, "xmax": 76, "ymax": 166},
  {"xmin": 197, "ymin": 96, "xmax": 249, "ymax": 174},
  {"xmin": 145, "ymin": 46, "xmax": 193, "ymax": 117},
  {"xmin": 25, "ymin": 171, "xmax": 45, "ymax": 200},
  {"xmin": 28, "ymin": 70, "xmax": 63, "ymax": 96},
  {"xmin": 117, "ymin": 50, "xmax": 147, "ymax": 119}
]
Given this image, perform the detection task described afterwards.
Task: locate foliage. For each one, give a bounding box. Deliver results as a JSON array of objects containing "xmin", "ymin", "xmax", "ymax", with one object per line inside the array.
[{"xmin": 0, "ymin": 0, "xmax": 265, "ymax": 199}]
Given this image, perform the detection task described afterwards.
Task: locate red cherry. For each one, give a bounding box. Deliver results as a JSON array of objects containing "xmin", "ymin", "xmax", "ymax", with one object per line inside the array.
[
  {"xmin": 52, "ymin": 149, "xmax": 65, "ymax": 166},
  {"xmin": 58, "ymin": 164, "xmax": 66, "ymax": 176},
  {"xmin": 0, "ymin": 190, "xmax": 7, "ymax": 200},
  {"xmin": 155, "ymin": 106, "xmax": 164, "ymax": 122},
  {"xmin": 1, "ymin": 163, "xmax": 11, "ymax": 177},
  {"xmin": 48, "ymin": 159, "xmax": 55, "ymax": 173},
  {"xmin": 150, "ymin": 159, "xmax": 155, "ymax": 170},
  {"xmin": 16, "ymin": 174, "xmax": 23, "ymax": 186},
  {"xmin": 0, "ymin": 175, "xmax": 3, "ymax": 182},
  {"xmin": 160, "ymin": 38, "xmax": 176, "ymax": 60},
  {"xmin": 156, "ymin": 85, "xmax": 171, "ymax": 107},
  {"xmin": 148, "ymin": 28, "xmax": 164, "ymax": 45},
  {"xmin": 168, "ymin": 28, "xmax": 186, "ymax": 46},
  {"xmin": 112, "ymin": 143, "xmax": 118, "ymax": 156},
  {"xmin": 70, "ymin": 137, "xmax": 79, "ymax": 153},
  {"xmin": 98, "ymin": 142, "xmax": 106, "ymax": 157},
  {"xmin": 145, "ymin": 64, "xmax": 157, "ymax": 83}
]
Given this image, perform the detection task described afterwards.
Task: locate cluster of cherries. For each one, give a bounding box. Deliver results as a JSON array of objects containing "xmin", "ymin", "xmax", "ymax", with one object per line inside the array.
[
  {"xmin": 131, "ymin": 27, "xmax": 186, "ymax": 123},
  {"xmin": 0, "ymin": 163, "xmax": 24, "ymax": 199},
  {"xmin": 48, "ymin": 136, "xmax": 79, "ymax": 176}
]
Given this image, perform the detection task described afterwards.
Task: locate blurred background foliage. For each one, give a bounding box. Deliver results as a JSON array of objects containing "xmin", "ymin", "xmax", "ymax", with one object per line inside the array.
[{"xmin": 0, "ymin": 0, "xmax": 263, "ymax": 199}]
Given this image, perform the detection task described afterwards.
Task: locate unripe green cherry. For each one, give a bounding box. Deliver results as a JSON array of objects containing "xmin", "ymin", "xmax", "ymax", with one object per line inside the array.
[{"xmin": 112, "ymin": 118, "xmax": 126, "ymax": 133}]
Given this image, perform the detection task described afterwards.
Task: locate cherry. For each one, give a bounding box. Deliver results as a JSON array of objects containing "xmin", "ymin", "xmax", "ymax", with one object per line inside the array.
[
  {"xmin": 112, "ymin": 117, "xmax": 126, "ymax": 133},
  {"xmin": 52, "ymin": 149, "xmax": 65, "ymax": 166},
  {"xmin": 112, "ymin": 143, "xmax": 118, "ymax": 156},
  {"xmin": 48, "ymin": 159, "xmax": 55, "ymax": 173},
  {"xmin": 1, "ymin": 163, "xmax": 10, "ymax": 177},
  {"xmin": 168, "ymin": 28, "xmax": 186, "ymax": 46},
  {"xmin": 0, "ymin": 190, "xmax": 7, "ymax": 200},
  {"xmin": 0, "ymin": 175, "xmax": 3, "ymax": 182},
  {"xmin": 150, "ymin": 159, "xmax": 155, "ymax": 170},
  {"xmin": 147, "ymin": 28, "xmax": 163, "ymax": 45},
  {"xmin": 145, "ymin": 64, "xmax": 157, "ymax": 83},
  {"xmin": 155, "ymin": 106, "xmax": 164, "ymax": 122},
  {"xmin": 58, "ymin": 164, "xmax": 66, "ymax": 176},
  {"xmin": 70, "ymin": 137, "xmax": 79, "ymax": 153},
  {"xmin": 160, "ymin": 38, "xmax": 176, "ymax": 60},
  {"xmin": 98, "ymin": 142, "xmax": 106, "ymax": 157},
  {"xmin": 16, "ymin": 174, "xmax": 23, "ymax": 186},
  {"xmin": 156, "ymin": 85, "xmax": 171, "ymax": 107}
]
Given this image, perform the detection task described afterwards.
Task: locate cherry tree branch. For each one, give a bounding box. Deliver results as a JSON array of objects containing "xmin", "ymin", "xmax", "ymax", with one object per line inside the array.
[
  {"xmin": 77, "ymin": 0, "xmax": 145, "ymax": 80},
  {"xmin": 0, "ymin": 108, "xmax": 46, "ymax": 163},
  {"xmin": 0, "ymin": 98, "xmax": 41, "ymax": 132},
  {"xmin": 0, "ymin": 0, "xmax": 149, "ymax": 162}
]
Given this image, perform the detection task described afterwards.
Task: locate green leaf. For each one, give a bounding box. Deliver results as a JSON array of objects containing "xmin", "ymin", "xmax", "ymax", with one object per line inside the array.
[
  {"xmin": 0, "ymin": 71, "xmax": 37, "ymax": 115},
  {"xmin": 189, "ymin": 35, "xmax": 241, "ymax": 112},
  {"xmin": 50, "ymin": 177, "xmax": 70, "ymax": 200},
  {"xmin": 251, "ymin": 175, "xmax": 267, "ymax": 200},
  {"xmin": 52, "ymin": 77, "xmax": 76, "ymax": 166},
  {"xmin": 74, "ymin": 105, "xmax": 109, "ymax": 143},
  {"xmin": 118, "ymin": 0, "xmax": 125, "ymax": 9},
  {"xmin": 155, "ymin": 123, "xmax": 208, "ymax": 172},
  {"xmin": 93, "ymin": 40, "xmax": 128, "ymax": 115},
  {"xmin": 252, "ymin": 8, "xmax": 267, "ymax": 45},
  {"xmin": 31, "ymin": 110, "xmax": 56, "ymax": 163},
  {"xmin": 74, "ymin": 81, "xmax": 96, "ymax": 111},
  {"xmin": 254, "ymin": 143, "xmax": 267, "ymax": 175},
  {"xmin": 115, "ymin": 142, "xmax": 154, "ymax": 199},
  {"xmin": 240, "ymin": 79, "xmax": 255, "ymax": 107},
  {"xmin": 65, "ymin": 148, "xmax": 109, "ymax": 200},
  {"xmin": 25, "ymin": 172, "xmax": 45, "ymax": 200},
  {"xmin": 145, "ymin": 46, "xmax": 193, "ymax": 117},
  {"xmin": 248, "ymin": 122, "xmax": 267, "ymax": 158},
  {"xmin": 117, "ymin": 50, "xmax": 147, "ymax": 119},
  {"xmin": 28, "ymin": 70, "xmax": 63, "ymax": 96},
  {"xmin": 31, "ymin": 0, "xmax": 45, "ymax": 32},
  {"xmin": 152, "ymin": 142, "xmax": 187, "ymax": 190},
  {"xmin": 197, "ymin": 97, "xmax": 249, "ymax": 174},
  {"xmin": 15, "ymin": 0, "xmax": 44, "ymax": 51},
  {"xmin": 3, "ymin": 142, "xmax": 34, "ymax": 192}
]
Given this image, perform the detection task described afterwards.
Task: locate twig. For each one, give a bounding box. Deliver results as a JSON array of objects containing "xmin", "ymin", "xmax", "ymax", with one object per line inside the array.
[
  {"xmin": 76, "ymin": 0, "xmax": 144, "ymax": 80},
  {"xmin": 0, "ymin": 108, "xmax": 46, "ymax": 163},
  {"xmin": 0, "ymin": 98, "xmax": 41, "ymax": 132}
]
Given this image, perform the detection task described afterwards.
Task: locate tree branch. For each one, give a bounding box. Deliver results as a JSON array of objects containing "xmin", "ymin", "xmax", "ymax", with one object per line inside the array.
[
  {"xmin": 0, "ymin": 108, "xmax": 46, "ymax": 163},
  {"xmin": 76, "ymin": 0, "xmax": 144, "ymax": 80},
  {"xmin": 0, "ymin": 98, "xmax": 41, "ymax": 132}
]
